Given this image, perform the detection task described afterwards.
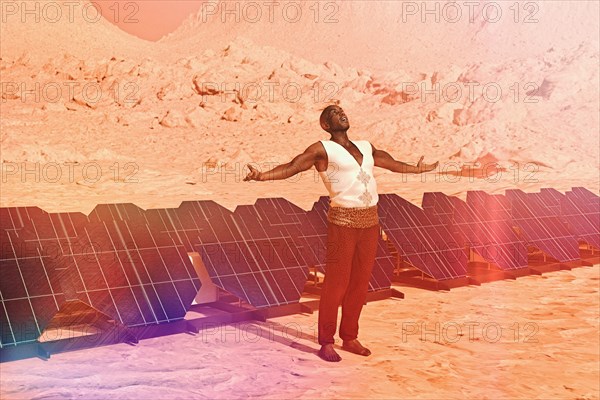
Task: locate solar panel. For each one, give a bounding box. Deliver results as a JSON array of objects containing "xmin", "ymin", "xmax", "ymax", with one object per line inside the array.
[
  {"xmin": 145, "ymin": 199, "xmax": 310, "ymax": 309},
  {"xmin": 1, "ymin": 205, "xmax": 201, "ymax": 348},
  {"xmin": 197, "ymin": 236, "xmax": 307, "ymax": 308},
  {"xmin": 538, "ymin": 188, "xmax": 564, "ymax": 215},
  {"xmin": 561, "ymin": 187, "xmax": 600, "ymax": 249},
  {"xmin": 1, "ymin": 208, "xmax": 89, "ymax": 347},
  {"xmin": 87, "ymin": 203, "xmax": 148, "ymax": 225},
  {"xmin": 378, "ymin": 194, "xmax": 468, "ymax": 281},
  {"xmin": 235, "ymin": 197, "xmax": 328, "ymax": 278},
  {"xmin": 233, "ymin": 198, "xmax": 306, "ymax": 240},
  {"xmin": 369, "ymin": 239, "xmax": 396, "ymax": 290},
  {"xmin": 297, "ymin": 196, "xmax": 330, "ymax": 270},
  {"xmin": 466, "ymin": 191, "xmax": 512, "ymax": 221},
  {"xmin": 77, "ymin": 217, "xmax": 201, "ymax": 326},
  {"xmin": 423, "ymin": 192, "xmax": 528, "ymax": 270},
  {"xmin": 1, "ymin": 229, "xmax": 43, "ymax": 347},
  {"xmin": 509, "ymin": 189, "xmax": 561, "ymax": 219},
  {"xmin": 144, "ymin": 200, "xmax": 233, "ymax": 251},
  {"xmin": 505, "ymin": 189, "xmax": 580, "ymax": 262},
  {"xmin": 228, "ymin": 198, "xmax": 311, "ymax": 306},
  {"xmin": 1, "ymin": 207, "xmax": 26, "ymax": 231}
]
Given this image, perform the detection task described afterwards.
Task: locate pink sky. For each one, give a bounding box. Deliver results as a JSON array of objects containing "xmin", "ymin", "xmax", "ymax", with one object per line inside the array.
[{"xmin": 95, "ymin": 0, "xmax": 203, "ymax": 41}]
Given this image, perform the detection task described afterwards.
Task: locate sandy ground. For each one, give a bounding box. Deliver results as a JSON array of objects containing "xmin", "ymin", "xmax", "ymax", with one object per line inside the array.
[{"xmin": 1, "ymin": 265, "xmax": 598, "ymax": 400}]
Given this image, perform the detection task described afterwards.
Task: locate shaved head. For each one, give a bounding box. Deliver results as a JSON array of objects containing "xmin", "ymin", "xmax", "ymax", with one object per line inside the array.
[{"xmin": 320, "ymin": 105, "xmax": 337, "ymax": 130}]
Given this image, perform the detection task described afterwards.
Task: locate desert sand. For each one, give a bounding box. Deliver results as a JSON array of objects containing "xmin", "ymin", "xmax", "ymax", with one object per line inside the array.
[
  {"xmin": 0, "ymin": 265, "xmax": 598, "ymax": 400},
  {"xmin": 0, "ymin": 0, "xmax": 599, "ymax": 398}
]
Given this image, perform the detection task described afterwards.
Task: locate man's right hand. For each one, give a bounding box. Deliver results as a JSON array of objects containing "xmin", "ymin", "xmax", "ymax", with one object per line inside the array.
[{"xmin": 244, "ymin": 164, "xmax": 262, "ymax": 181}]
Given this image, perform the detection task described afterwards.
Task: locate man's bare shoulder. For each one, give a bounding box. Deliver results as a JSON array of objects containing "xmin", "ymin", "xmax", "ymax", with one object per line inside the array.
[{"xmin": 305, "ymin": 141, "xmax": 327, "ymax": 157}]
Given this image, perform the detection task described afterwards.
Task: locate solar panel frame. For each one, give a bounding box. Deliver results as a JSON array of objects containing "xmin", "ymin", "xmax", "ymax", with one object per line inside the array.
[
  {"xmin": 505, "ymin": 189, "xmax": 581, "ymax": 262},
  {"xmin": 423, "ymin": 192, "xmax": 528, "ymax": 270},
  {"xmin": 379, "ymin": 194, "xmax": 469, "ymax": 281},
  {"xmin": 560, "ymin": 187, "xmax": 600, "ymax": 249},
  {"xmin": 190, "ymin": 198, "xmax": 310, "ymax": 308}
]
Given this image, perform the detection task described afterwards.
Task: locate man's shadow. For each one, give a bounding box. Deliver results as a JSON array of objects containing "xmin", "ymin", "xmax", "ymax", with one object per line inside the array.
[{"xmin": 236, "ymin": 319, "xmax": 320, "ymax": 357}]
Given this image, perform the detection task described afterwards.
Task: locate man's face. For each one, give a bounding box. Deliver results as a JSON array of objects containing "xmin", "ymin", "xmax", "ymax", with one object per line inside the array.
[{"xmin": 324, "ymin": 106, "xmax": 350, "ymax": 131}]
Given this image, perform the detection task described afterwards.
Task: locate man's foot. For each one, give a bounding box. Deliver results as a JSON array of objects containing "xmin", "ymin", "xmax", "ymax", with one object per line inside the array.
[
  {"xmin": 342, "ymin": 339, "xmax": 371, "ymax": 356},
  {"xmin": 318, "ymin": 344, "xmax": 342, "ymax": 362}
]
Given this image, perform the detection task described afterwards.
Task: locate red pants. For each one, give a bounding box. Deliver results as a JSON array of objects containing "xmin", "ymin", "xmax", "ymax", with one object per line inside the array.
[{"xmin": 317, "ymin": 222, "xmax": 380, "ymax": 345}]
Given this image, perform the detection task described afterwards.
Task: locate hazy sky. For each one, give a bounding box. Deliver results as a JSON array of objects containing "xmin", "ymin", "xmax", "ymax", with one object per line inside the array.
[{"xmin": 96, "ymin": 0, "xmax": 204, "ymax": 41}]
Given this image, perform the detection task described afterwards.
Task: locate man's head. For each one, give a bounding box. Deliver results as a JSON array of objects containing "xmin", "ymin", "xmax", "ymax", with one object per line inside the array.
[{"xmin": 320, "ymin": 105, "xmax": 349, "ymax": 133}]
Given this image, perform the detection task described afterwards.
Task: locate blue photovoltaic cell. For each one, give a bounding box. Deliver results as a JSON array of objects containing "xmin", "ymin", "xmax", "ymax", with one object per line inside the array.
[
  {"xmin": 423, "ymin": 192, "xmax": 528, "ymax": 270},
  {"xmin": 505, "ymin": 189, "xmax": 580, "ymax": 262},
  {"xmin": 378, "ymin": 194, "xmax": 468, "ymax": 281}
]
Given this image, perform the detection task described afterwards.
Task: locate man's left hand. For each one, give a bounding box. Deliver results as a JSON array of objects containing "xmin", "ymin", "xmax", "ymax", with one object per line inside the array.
[{"xmin": 416, "ymin": 156, "xmax": 439, "ymax": 173}]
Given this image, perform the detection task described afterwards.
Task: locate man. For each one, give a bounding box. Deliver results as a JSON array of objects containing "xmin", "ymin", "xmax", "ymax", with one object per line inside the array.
[{"xmin": 244, "ymin": 105, "xmax": 438, "ymax": 362}]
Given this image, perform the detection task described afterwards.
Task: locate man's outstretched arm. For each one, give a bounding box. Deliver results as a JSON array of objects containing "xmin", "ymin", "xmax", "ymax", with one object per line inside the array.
[
  {"xmin": 372, "ymin": 143, "xmax": 439, "ymax": 173},
  {"xmin": 244, "ymin": 142, "xmax": 323, "ymax": 181}
]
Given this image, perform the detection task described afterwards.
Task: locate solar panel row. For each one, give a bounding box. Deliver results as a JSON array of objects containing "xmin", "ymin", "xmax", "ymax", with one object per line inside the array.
[{"xmin": 2, "ymin": 188, "xmax": 597, "ymax": 348}]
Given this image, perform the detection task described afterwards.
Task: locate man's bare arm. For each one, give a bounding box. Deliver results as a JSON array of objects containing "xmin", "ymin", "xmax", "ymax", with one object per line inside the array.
[
  {"xmin": 244, "ymin": 142, "xmax": 323, "ymax": 181},
  {"xmin": 372, "ymin": 143, "xmax": 439, "ymax": 173}
]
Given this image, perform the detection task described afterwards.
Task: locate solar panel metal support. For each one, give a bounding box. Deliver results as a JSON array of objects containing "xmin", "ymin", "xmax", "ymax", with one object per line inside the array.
[
  {"xmin": 364, "ymin": 288, "xmax": 405, "ymax": 302},
  {"xmin": 527, "ymin": 261, "xmax": 572, "ymax": 274},
  {"xmin": 392, "ymin": 259, "xmax": 454, "ymax": 291},
  {"xmin": 183, "ymin": 301, "xmax": 315, "ymax": 333},
  {"xmin": 186, "ymin": 303, "xmax": 259, "ymax": 326},
  {"xmin": 301, "ymin": 283, "xmax": 405, "ymax": 302},
  {"xmin": 253, "ymin": 302, "xmax": 315, "ymax": 319},
  {"xmin": 36, "ymin": 329, "xmax": 135, "ymax": 359},
  {"xmin": 560, "ymin": 260, "xmax": 593, "ymax": 269},
  {"xmin": 466, "ymin": 261, "xmax": 517, "ymax": 282},
  {"xmin": 389, "ymin": 251, "xmax": 478, "ymax": 290},
  {"xmin": 119, "ymin": 325, "xmax": 139, "ymax": 345},
  {"xmin": 392, "ymin": 276, "xmax": 451, "ymax": 291},
  {"xmin": 302, "ymin": 284, "xmax": 321, "ymax": 296},
  {"xmin": 36, "ymin": 343, "xmax": 51, "ymax": 361},
  {"xmin": 580, "ymin": 246, "xmax": 600, "ymax": 264},
  {"xmin": 0, "ymin": 343, "xmax": 46, "ymax": 363}
]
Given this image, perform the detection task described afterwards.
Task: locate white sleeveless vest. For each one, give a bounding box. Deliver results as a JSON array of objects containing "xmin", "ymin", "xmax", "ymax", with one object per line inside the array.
[{"xmin": 318, "ymin": 140, "xmax": 379, "ymax": 208}]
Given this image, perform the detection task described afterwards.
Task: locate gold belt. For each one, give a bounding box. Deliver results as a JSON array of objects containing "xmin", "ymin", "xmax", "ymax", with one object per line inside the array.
[{"xmin": 327, "ymin": 205, "xmax": 379, "ymax": 229}]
